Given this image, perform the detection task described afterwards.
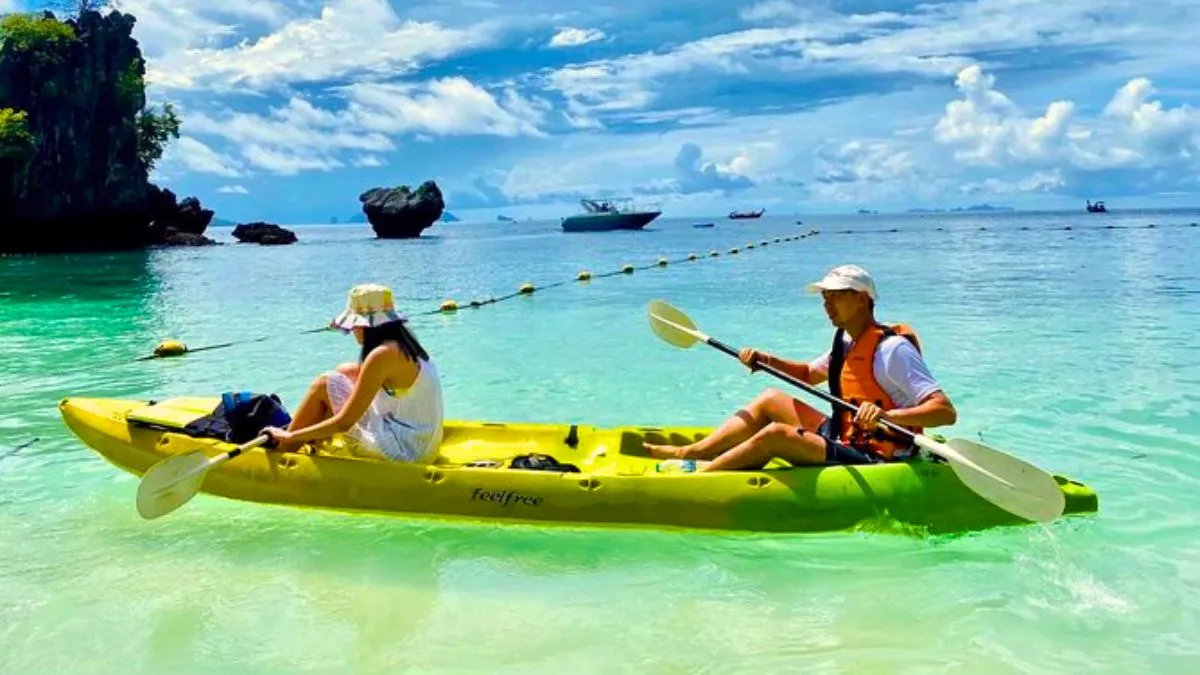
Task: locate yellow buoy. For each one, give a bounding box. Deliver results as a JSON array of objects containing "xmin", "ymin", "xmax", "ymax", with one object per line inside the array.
[
  {"xmin": 439, "ymin": 300, "xmax": 459, "ymax": 312},
  {"xmin": 578, "ymin": 271, "xmax": 592, "ymax": 281},
  {"xmin": 153, "ymin": 339, "xmax": 187, "ymax": 358},
  {"xmin": 519, "ymin": 283, "xmax": 535, "ymax": 295},
  {"xmin": 657, "ymin": 257, "xmax": 668, "ymax": 266},
  {"xmin": 622, "ymin": 264, "xmax": 634, "ymax": 274}
]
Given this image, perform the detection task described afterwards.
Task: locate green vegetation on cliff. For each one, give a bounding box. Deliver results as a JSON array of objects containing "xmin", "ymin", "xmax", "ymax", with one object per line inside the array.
[
  {"xmin": 0, "ymin": 13, "xmax": 78, "ymax": 51},
  {"xmin": 0, "ymin": 107, "xmax": 33, "ymax": 159},
  {"xmin": 138, "ymin": 102, "xmax": 180, "ymax": 173}
]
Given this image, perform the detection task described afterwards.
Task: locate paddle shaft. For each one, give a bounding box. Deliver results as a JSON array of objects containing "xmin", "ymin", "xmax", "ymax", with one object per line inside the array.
[
  {"xmin": 225, "ymin": 434, "xmax": 270, "ymax": 462},
  {"xmin": 180, "ymin": 435, "xmax": 269, "ymax": 483},
  {"xmin": 700, "ymin": 335, "xmax": 922, "ymax": 443}
]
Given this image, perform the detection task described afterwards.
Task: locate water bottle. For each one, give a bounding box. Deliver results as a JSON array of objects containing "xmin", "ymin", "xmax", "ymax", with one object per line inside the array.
[{"xmin": 656, "ymin": 458, "xmax": 699, "ymax": 473}]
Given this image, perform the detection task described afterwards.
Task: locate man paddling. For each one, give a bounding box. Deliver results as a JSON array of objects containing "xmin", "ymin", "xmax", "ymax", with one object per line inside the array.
[{"xmin": 644, "ymin": 264, "xmax": 958, "ymax": 470}]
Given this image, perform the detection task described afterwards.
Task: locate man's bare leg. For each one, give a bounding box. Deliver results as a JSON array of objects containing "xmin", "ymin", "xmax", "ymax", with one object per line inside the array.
[
  {"xmin": 702, "ymin": 422, "xmax": 827, "ymax": 471},
  {"xmin": 643, "ymin": 388, "xmax": 827, "ymax": 460}
]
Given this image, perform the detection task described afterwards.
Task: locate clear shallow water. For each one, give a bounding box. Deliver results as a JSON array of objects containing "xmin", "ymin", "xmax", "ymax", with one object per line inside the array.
[{"xmin": 2, "ymin": 211, "xmax": 1199, "ymax": 672}]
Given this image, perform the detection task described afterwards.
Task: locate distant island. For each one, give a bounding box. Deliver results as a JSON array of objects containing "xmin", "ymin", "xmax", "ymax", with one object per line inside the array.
[{"xmin": 905, "ymin": 204, "xmax": 1016, "ymax": 214}]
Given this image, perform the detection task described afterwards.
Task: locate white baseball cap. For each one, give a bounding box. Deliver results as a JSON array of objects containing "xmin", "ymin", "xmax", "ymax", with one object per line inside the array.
[{"xmin": 805, "ymin": 264, "xmax": 878, "ymax": 300}]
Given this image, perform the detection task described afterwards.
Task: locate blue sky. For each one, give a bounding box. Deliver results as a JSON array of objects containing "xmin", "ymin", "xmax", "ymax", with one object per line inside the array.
[{"xmin": 11, "ymin": 0, "xmax": 1200, "ymax": 222}]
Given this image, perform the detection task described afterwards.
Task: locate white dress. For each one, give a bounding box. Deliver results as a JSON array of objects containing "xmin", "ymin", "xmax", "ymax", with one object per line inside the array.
[{"xmin": 325, "ymin": 358, "xmax": 445, "ymax": 463}]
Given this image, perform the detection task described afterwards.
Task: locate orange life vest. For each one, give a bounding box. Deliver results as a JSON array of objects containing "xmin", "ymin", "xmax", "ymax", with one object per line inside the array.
[{"xmin": 828, "ymin": 323, "xmax": 923, "ymax": 460}]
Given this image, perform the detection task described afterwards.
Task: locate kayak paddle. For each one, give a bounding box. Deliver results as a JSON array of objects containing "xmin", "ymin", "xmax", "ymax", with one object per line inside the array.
[
  {"xmin": 136, "ymin": 434, "xmax": 269, "ymax": 520},
  {"xmin": 645, "ymin": 299, "xmax": 1066, "ymax": 523}
]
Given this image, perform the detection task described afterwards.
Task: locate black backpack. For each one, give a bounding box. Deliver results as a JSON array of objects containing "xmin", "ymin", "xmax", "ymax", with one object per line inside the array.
[{"xmin": 183, "ymin": 392, "xmax": 293, "ymax": 445}]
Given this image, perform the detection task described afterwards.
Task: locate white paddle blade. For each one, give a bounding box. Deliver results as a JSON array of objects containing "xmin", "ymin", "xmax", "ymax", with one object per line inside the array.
[
  {"xmin": 647, "ymin": 300, "xmax": 702, "ymax": 349},
  {"xmin": 936, "ymin": 437, "xmax": 1066, "ymax": 523},
  {"xmin": 136, "ymin": 449, "xmax": 213, "ymax": 520}
]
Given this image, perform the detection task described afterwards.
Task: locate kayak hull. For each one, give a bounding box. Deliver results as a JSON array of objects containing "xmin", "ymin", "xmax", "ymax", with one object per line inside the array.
[{"xmin": 59, "ymin": 397, "xmax": 1098, "ymax": 535}]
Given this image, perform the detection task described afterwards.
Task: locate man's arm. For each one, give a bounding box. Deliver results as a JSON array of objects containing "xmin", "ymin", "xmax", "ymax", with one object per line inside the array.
[
  {"xmin": 741, "ymin": 349, "xmax": 829, "ymax": 386},
  {"xmin": 883, "ymin": 390, "xmax": 957, "ymax": 429},
  {"xmin": 878, "ymin": 339, "xmax": 957, "ymax": 429}
]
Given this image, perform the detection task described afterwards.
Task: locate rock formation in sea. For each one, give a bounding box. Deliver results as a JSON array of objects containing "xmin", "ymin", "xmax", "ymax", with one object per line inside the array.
[
  {"xmin": 147, "ymin": 185, "xmax": 217, "ymax": 246},
  {"xmin": 358, "ymin": 180, "xmax": 446, "ymax": 239},
  {"xmin": 231, "ymin": 222, "xmax": 298, "ymax": 246},
  {"xmin": 0, "ymin": 9, "xmax": 214, "ymax": 253}
]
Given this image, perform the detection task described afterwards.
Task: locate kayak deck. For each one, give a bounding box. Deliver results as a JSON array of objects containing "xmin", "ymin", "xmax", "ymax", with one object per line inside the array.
[{"xmin": 59, "ymin": 396, "xmax": 1099, "ymax": 535}]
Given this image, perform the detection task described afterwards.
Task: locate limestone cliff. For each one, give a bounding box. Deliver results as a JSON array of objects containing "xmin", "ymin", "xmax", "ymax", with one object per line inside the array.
[{"xmin": 0, "ymin": 9, "xmax": 201, "ymax": 253}]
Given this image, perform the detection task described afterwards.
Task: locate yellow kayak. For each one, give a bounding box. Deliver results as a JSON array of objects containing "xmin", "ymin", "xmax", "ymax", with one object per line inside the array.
[{"xmin": 59, "ymin": 396, "xmax": 1098, "ymax": 535}]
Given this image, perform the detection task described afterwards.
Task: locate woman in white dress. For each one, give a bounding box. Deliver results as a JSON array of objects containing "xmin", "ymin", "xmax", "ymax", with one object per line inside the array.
[{"xmin": 262, "ymin": 283, "xmax": 444, "ymax": 463}]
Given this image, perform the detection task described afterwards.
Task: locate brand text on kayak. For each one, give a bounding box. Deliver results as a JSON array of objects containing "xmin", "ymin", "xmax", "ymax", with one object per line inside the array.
[{"xmin": 471, "ymin": 488, "xmax": 544, "ymax": 507}]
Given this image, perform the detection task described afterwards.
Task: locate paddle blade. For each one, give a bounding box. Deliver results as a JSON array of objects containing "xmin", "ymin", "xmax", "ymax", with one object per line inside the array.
[
  {"xmin": 937, "ymin": 438, "xmax": 1066, "ymax": 523},
  {"xmin": 647, "ymin": 300, "xmax": 702, "ymax": 349},
  {"xmin": 136, "ymin": 449, "xmax": 212, "ymax": 520}
]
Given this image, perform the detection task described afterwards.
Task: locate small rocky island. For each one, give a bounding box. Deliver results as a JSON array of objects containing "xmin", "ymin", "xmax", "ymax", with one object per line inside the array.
[
  {"xmin": 358, "ymin": 180, "xmax": 446, "ymax": 239},
  {"xmin": 232, "ymin": 222, "xmax": 297, "ymax": 246},
  {"xmin": 0, "ymin": 8, "xmax": 291, "ymax": 252}
]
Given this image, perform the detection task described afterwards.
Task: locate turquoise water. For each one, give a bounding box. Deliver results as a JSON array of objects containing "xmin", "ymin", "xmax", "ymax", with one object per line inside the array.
[{"xmin": 2, "ymin": 211, "xmax": 1199, "ymax": 672}]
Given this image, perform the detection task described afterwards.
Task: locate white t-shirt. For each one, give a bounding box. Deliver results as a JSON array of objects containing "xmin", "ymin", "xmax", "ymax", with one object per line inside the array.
[{"xmin": 808, "ymin": 333, "xmax": 942, "ymax": 409}]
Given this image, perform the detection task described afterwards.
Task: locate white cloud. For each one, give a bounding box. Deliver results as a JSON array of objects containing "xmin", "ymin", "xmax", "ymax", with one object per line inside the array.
[
  {"xmin": 636, "ymin": 142, "xmax": 755, "ymax": 195},
  {"xmin": 176, "ymin": 77, "xmax": 546, "ymax": 176},
  {"xmin": 344, "ymin": 78, "xmax": 548, "ymax": 138},
  {"xmin": 120, "ymin": 0, "xmax": 294, "ymax": 58},
  {"xmin": 544, "ymin": 0, "xmax": 1196, "ymax": 121},
  {"xmin": 179, "ymin": 98, "xmax": 385, "ymax": 175},
  {"xmin": 217, "ymin": 184, "xmax": 249, "ymax": 194},
  {"xmin": 0, "ymin": 0, "xmax": 21, "ymax": 14},
  {"xmin": 160, "ymin": 136, "xmax": 244, "ymax": 177},
  {"xmin": 959, "ymin": 170, "xmax": 1065, "ymax": 196},
  {"xmin": 933, "ymin": 65, "xmax": 1200, "ymax": 171},
  {"xmin": 548, "ymin": 27, "xmax": 605, "ymax": 48},
  {"xmin": 488, "ymin": 118, "xmax": 798, "ymax": 204},
  {"xmin": 807, "ymin": 139, "xmax": 923, "ymax": 203},
  {"xmin": 144, "ymin": 0, "xmax": 494, "ymax": 91},
  {"xmin": 739, "ymin": 1, "xmax": 806, "ymax": 23},
  {"xmin": 186, "ymin": 98, "xmax": 395, "ymax": 153},
  {"xmin": 816, "ymin": 140, "xmax": 915, "ymax": 184},
  {"xmin": 241, "ymin": 145, "xmax": 344, "ymax": 175},
  {"xmin": 610, "ymin": 107, "xmax": 731, "ymax": 127},
  {"xmin": 933, "ymin": 65, "xmax": 1075, "ymax": 165}
]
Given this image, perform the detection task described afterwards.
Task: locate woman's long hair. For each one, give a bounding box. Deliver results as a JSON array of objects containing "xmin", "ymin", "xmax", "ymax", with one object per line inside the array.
[{"xmin": 360, "ymin": 320, "xmax": 430, "ymax": 364}]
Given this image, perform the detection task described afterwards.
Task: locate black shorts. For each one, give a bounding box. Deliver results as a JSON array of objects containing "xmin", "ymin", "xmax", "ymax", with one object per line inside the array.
[{"xmin": 813, "ymin": 419, "xmax": 882, "ymax": 466}]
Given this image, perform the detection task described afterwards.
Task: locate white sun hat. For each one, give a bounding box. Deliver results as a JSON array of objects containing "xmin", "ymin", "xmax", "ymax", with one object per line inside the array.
[
  {"xmin": 804, "ymin": 264, "xmax": 878, "ymax": 300},
  {"xmin": 329, "ymin": 283, "xmax": 406, "ymax": 332}
]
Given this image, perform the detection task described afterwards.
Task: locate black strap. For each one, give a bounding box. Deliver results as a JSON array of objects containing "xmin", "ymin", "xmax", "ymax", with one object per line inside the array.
[{"xmin": 828, "ymin": 328, "xmax": 846, "ymax": 402}]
